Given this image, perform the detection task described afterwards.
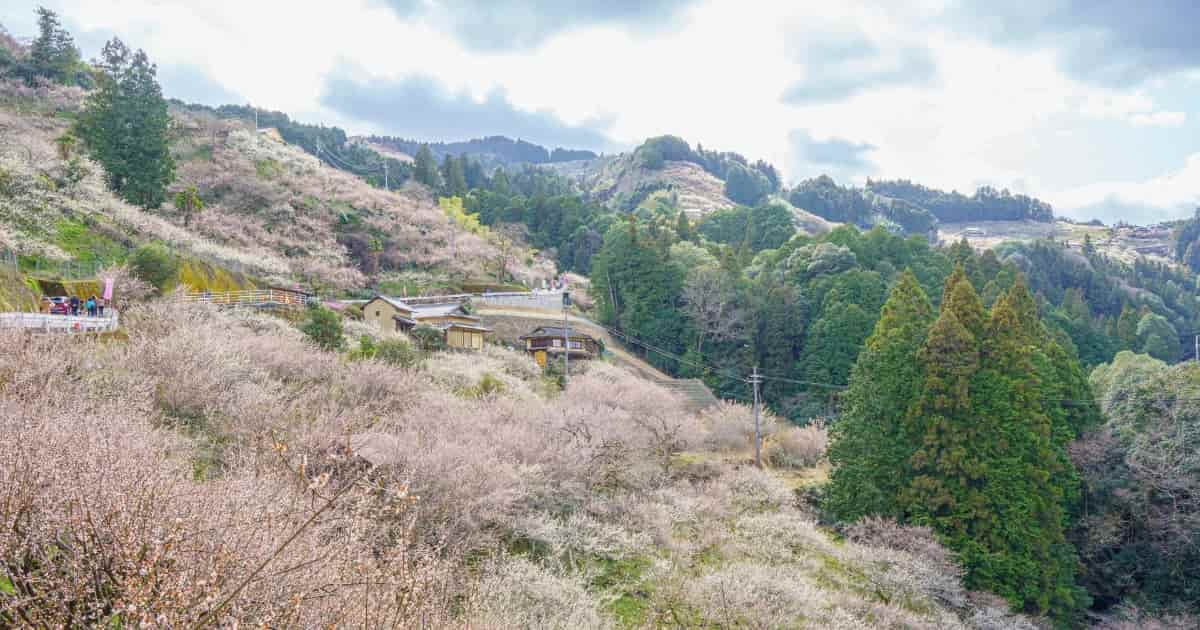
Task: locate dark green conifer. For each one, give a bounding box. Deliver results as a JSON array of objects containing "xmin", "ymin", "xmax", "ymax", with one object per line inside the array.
[
  {"xmin": 826, "ymin": 270, "xmax": 934, "ymax": 521},
  {"xmin": 74, "ymin": 38, "xmax": 174, "ymax": 208}
]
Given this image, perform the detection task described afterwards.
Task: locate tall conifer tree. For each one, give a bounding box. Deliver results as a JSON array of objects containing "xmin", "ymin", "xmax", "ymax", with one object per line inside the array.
[
  {"xmin": 75, "ymin": 38, "xmax": 174, "ymax": 208},
  {"xmin": 826, "ymin": 270, "xmax": 934, "ymax": 521}
]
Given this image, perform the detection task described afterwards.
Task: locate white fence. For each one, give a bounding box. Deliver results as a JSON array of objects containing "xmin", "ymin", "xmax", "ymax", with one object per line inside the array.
[
  {"xmin": 338, "ymin": 291, "xmax": 566, "ymax": 311},
  {"xmin": 0, "ymin": 311, "xmax": 119, "ymax": 333},
  {"xmin": 177, "ymin": 289, "xmax": 316, "ymax": 308}
]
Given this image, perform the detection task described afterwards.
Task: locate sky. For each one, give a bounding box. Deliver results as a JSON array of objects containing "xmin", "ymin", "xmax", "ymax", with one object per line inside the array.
[{"xmin": 3, "ymin": 0, "xmax": 1198, "ymax": 224}]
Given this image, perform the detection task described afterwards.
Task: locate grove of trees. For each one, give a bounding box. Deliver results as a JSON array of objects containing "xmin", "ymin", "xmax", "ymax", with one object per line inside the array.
[{"xmin": 826, "ymin": 268, "xmax": 1097, "ymax": 623}]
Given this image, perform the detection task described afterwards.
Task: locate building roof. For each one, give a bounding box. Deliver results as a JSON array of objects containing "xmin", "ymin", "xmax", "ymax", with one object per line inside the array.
[
  {"xmin": 410, "ymin": 303, "xmax": 470, "ymax": 318},
  {"xmin": 520, "ymin": 326, "xmax": 597, "ymax": 341},
  {"xmin": 371, "ymin": 295, "xmax": 477, "ymax": 320},
  {"xmin": 439, "ymin": 322, "xmax": 492, "ymax": 333}
]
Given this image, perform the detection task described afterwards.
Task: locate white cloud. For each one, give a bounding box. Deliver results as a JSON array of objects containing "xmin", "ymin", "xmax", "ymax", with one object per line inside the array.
[
  {"xmin": 5, "ymin": 0, "xmax": 1197, "ymax": 223},
  {"xmin": 1079, "ymin": 91, "xmax": 1186, "ymax": 127},
  {"xmin": 1129, "ymin": 111, "xmax": 1187, "ymax": 127},
  {"xmin": 1054, "ymin": 153, "xmax": 1200, "ymax": 223}
]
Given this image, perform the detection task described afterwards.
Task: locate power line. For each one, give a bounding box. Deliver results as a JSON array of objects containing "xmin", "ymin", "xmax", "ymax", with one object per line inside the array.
[
  {"xmin": 316, "ymin": 140, "xmax": 383, "ymax": 176},
  {"xmin": 590, "ymin": 318, "xmax": 1200, "ymax": 408}
]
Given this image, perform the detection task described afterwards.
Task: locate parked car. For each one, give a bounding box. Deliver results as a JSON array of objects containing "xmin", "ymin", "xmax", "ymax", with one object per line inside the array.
[{"xmin": 47, "ymin": 296, "xmax": 70, "ymax": 315}]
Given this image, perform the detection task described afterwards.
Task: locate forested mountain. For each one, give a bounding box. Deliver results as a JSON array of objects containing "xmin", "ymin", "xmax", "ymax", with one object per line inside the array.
[
  {"xmin": 788, "ymin": 174, "xmax": 939, "ymax": 235},
  {"xmin": 867, "ymin": 178, "xmax": 1055, "ymax": 223},
  {"xmin": 788, "ymin": 174, "xmax": 1056, "ymax": 237},
  {"xmin": 367, "ymin": 134, "xmax": 597, "ymax": 168},
  {"xmin": 1173, "ymin": 208, "xmax": 1200, "ymax": 272}
]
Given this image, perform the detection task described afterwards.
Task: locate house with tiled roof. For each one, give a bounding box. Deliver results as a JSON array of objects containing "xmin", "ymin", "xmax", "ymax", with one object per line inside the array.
[
  {"xmin": 363, "ymin": 296, "xmax": 490, "ymax": 350},
  {"xmin": 519, "ymin": 325, "xmax": 602, "ymax": 367}
]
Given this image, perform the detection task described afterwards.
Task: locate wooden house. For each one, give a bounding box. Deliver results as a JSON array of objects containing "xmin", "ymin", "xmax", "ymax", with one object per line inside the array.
[
  {"xmin": 363, "ymin": 296, "xmax": 490, "ymax": 350},
  {"xmin": 520, "ymin": 326, "xmax": 602, "ymax": 368}
]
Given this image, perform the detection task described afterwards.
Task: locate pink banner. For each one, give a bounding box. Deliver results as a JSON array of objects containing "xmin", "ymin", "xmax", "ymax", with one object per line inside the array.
[{"xmin": 102, "ymin": 277, "xmax": 114, "ymax": 300}]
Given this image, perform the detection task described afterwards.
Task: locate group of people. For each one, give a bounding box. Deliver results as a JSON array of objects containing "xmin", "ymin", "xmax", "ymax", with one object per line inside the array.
[{"xmin": 49, "ymin": 295, "xmax": 106, "ymax": 317}]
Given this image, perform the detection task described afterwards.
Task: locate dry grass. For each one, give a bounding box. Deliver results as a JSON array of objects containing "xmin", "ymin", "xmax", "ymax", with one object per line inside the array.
[{"xmin": 0, "ymin": 301, "xmax": 1039, "ymax": 627}]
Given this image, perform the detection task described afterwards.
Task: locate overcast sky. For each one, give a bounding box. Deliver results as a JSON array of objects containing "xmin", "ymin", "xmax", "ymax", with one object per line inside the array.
[{"xmin": 4, "ymin": 1, "xmax": 1198, "ymax": 223}]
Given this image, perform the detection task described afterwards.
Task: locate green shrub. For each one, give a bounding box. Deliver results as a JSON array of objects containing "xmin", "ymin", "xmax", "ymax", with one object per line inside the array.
[
  {"xmin": 129, "ymin": 242, "xmax": 179, "ymax": 290},
  {"xmin": 347, "ymin": 335, "xmax": 421, "ymax": 369},
  {"xmin": 347, "ymin": 334, "xmax": 377, "ymax": 362},
  {"xmin": 464, "ymin": 372, "xmax": 504, "ymax": 399},
  {"xmin": 300, "ymin": 304, "xmax": 344, "ymax": 351},
  {"xmin": 376, "ymin": 337, "xmax": 421, "ymax": 368},
  {"xmin": 410, "ymin": 325, "xmax": 446, "ymax": 352}
]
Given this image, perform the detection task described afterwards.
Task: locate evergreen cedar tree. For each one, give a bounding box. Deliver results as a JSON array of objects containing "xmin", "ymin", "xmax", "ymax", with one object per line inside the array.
[
  {"xmin": 24, "ymin": 7, "xmax": 87, "ymax": 87},
  {"xmin": 1173, "ymin": 208, "xmax": 1200, "ymax": 272},
  {"xmin": 589, "ymin": 218, "xmax": 688, "ymax": 374},
  {"xmin": 74, "ymin": 38, "xmax": 174, "ymax": 209},
  {"xmin": 826, "ymin": 264, "xmax": 1098, "ymax": 624},
  {"xmin": 413, "ymin": 144, "xmax": 440, "ymax": 188}
]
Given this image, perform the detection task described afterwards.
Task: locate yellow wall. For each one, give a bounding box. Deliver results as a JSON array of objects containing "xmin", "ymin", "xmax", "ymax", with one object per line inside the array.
[
  {"xmin": 364, "ymin": 299, "xmax": 404, "ymax": 331},
  {"xmin": 447, "ymin": 328, "xmax": 485, "ymax": 350}
]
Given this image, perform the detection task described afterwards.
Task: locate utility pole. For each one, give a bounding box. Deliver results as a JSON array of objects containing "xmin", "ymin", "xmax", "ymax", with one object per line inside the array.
[
  {"xmin": 751, "ymin": 366, "xmax": 763, "ymax": 468},
  {"xmin": 1194, "ymin": 333, "xmax": 1198, "ymax": 363},
  {"xmin": 562, "ymin": 291, "xmax": 571, "ymax": 385},
  {"xmin": 383, "ymin": 161, "xmax": 389, "ymax": 190}
]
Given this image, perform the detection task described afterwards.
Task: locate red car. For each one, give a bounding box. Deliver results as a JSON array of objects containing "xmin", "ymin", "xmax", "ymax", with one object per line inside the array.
[{"xmin": 47, "ymin": 296, "xmax": 70, "ymax": 315}]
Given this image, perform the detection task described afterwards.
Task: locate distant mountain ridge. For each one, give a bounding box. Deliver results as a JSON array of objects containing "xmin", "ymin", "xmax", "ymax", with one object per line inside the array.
[
  {"xmin": 787, "ymin": 174, "xmax": 1056, "ymax": 237},
  {"xmin": 365, "ymin": 135, "xmax": 597, "ymax": 168}
]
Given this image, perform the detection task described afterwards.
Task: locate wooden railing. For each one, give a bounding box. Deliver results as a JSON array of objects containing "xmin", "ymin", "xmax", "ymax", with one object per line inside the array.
[
  {"xmin": 0, "ymin": 311, "xmax": 119, "ymax": 333},
  {"xmin": 177, "ymin": 289, "xmax": 316, "ymax": 308}
]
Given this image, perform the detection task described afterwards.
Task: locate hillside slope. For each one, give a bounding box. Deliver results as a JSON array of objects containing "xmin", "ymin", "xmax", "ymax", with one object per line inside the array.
[
  {"xmin": 555, "ymin": 153, "xmax": 737, "ymax": 217},
  {"xmin": 0, "ymin": 79, "xmax": 549, "ymax": 293},
  {"xmin": 0, "ymin": 301, "xmax": 1040, "ymax": 628}
]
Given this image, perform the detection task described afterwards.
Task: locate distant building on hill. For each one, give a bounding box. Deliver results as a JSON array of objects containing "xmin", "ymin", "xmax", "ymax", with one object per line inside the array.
[
  {"xmin": 519, "ymin": 326, "xmax": 602, "ymax": 367},
  {"xmin": 363, "ymin": 296, "xmax": 489, "ymax": 350}
]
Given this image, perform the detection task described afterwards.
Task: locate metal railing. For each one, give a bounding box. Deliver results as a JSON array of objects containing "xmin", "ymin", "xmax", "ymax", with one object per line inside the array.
[
  {"xmin": 0, "ymin": 311, "xmax": 120, "ymax": 333},
  {"xmin": 0, "ymin": 249, "xmax": 109, "ymax": 280},
  {"xmin": 177, "ymin": 289, "xmax": 317, "ymax": 308}
]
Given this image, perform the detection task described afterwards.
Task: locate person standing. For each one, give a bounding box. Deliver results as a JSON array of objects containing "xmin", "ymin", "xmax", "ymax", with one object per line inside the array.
[
  {"xmin": 85, "ymin": 295, "xmax": 96, "ymax": 317},
  {"xmin": 69, "ymin": 295, "xmax": 80, "ymax": 316},
  {"xmin": 97, "ymin": 295, "xmax": 106, "ymax": 317}
]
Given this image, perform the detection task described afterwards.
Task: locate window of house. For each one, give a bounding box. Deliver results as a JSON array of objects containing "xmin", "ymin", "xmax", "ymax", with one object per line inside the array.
[
  {"xmin": 569, "ymin": 340, "xmax": 583, "ymax": 349},
  {"xmin": 552, "ymin": 339, "xmax": 562, "ymax": 347},
  {"xmin": 375, "ymin": 310, "xmax": 381, "ymax": 317}
]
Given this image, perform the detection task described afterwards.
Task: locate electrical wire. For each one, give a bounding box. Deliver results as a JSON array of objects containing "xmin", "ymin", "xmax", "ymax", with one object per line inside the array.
[
  {"xmin": 316, "ymin": 141, "xmax": 383, "ymax": 176},
  {"xmin": 587, "ymin": 315, "xmax": 1200, "ymax": 407}
]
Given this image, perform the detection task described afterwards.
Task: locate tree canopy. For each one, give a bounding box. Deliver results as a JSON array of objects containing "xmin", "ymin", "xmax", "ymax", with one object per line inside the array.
[{"xmin": 74, "ymin": 38, "xmax": 174, "ymax": 209}]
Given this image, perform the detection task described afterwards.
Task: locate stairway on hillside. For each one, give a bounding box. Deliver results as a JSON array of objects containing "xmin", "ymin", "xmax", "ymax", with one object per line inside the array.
[{"xmin": 655, "ymin": 378, "xmax": 719, "ymax": 413}]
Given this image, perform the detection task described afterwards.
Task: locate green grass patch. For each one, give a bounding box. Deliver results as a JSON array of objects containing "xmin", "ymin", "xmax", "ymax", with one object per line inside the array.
[
  {"xmin": 590, "ymin": 556, "xmax": 654, "ymax": 628},
  {"xmin": 53, "ymin": 219, "xmax": 125, "ymax": 265},
  {"xmin": 254, "ymin": 158, "xmax": 282, "ymax": 179}
]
